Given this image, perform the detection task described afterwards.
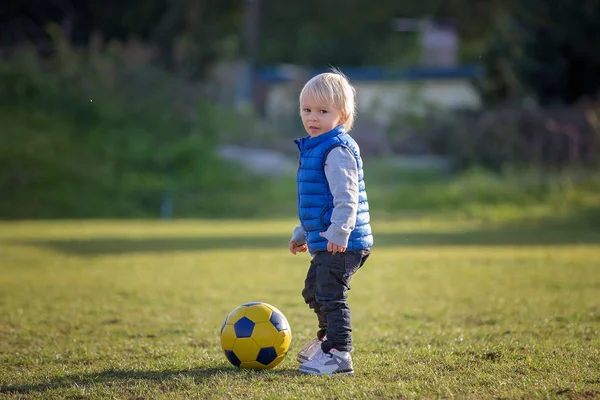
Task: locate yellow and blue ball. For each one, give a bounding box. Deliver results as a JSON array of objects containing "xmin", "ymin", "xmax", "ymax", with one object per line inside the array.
[{"xmin": 220, "ymin": 302, "xmax": 292, "ymax": 369}]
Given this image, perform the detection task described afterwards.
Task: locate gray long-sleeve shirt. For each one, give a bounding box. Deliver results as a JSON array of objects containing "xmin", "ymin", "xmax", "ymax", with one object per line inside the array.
[{"xmin": 291, "ymin": 146, "xmax": 359, "ymax": 247}]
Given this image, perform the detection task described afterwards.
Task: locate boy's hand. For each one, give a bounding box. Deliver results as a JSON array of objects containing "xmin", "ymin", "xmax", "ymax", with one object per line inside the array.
[
  {"xmin": 289, "ymin": 241, "xmax": 308, "ymax": 255},
  {"xmin": 319, "ymin": 233, "xmax": 346, "ymax": 254}
]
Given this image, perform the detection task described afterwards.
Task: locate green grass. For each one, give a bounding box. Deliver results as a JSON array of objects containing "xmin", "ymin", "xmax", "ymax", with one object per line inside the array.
[{"xmin": 1, "ymin": 217, "xmax": 599, "ymax": 399}]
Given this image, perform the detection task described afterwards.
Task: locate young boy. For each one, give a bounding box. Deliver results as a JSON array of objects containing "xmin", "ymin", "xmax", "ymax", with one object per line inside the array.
[{"xmin": 289, "ymin": 69, "xmax": 373, "ymax": 375}]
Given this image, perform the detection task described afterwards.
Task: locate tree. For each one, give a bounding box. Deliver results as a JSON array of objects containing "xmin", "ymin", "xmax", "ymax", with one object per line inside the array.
[{"xmin": 480, "ymin": 0, "xmax": 600, "ymax": 104}]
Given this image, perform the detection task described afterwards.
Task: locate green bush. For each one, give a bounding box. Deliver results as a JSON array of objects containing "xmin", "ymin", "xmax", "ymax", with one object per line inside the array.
[
  {"xmin": 364, "ymin": 160, "xmax": 600, "ymax": 223},
  {"xmin": 0, "ymin": 35, "xmax": 266, "ymax": 219}
]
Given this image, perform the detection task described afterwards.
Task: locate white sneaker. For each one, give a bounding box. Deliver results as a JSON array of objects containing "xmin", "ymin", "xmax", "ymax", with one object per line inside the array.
[
  {"xmin": 299, "ymin": 348, "xmax": 354, "ymax": 375},
  {"xmin": 296, "ymin": 337, "xmax": 324, "ymax": 363}
]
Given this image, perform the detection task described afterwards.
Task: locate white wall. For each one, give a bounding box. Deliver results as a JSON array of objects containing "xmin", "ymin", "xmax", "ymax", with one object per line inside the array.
[{"xmin": 263, "ymin": 77, "xmax": 482, "ymax": 128}]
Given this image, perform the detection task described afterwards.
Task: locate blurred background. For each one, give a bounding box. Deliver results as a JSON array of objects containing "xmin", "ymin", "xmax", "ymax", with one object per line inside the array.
[{"xmin": 1, "ymin": 0, "xmax": 599, "ymax": 221}]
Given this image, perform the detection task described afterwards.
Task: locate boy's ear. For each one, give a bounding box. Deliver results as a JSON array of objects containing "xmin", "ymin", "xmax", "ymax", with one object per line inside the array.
[{"xmin": 339, "ymin": 113, "xmax": 348, "ymax": 125}]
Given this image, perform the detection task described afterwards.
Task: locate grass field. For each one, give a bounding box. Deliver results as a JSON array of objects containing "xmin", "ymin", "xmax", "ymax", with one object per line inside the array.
[{"xmin": 1, "ymin": 217, "xmax": 599, "ymax": 399}]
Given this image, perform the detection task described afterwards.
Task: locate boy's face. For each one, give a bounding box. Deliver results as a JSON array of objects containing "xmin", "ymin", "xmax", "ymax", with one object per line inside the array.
[{"xmin": 300, "ymin": 96, "xmax": 346, "ymax": 138}]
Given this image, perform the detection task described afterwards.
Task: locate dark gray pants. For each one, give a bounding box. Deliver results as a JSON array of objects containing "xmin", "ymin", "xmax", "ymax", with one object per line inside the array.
[{"xmin": 301, "ymin": 249, "xmax": 370, "ymax": 353}]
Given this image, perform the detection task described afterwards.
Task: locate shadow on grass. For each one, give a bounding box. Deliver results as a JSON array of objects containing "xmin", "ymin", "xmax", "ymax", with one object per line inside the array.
[
  {"xmin": 8, "ymin": 217, "xmax": 600, "ymax": 256},
  {"xmin": 0, "ymin": 366, "xmax": 300, "ymax": 395}
]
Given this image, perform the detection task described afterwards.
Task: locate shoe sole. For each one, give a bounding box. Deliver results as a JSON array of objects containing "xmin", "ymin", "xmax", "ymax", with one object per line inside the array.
[{"xmin": 298, "ymin": 368, "xmax": 354, "ymax": 376}]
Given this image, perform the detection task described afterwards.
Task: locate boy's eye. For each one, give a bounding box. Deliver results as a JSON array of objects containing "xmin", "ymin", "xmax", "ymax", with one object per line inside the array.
[
  {"xmin": 302, "ymin": 108, "xmax": 310, "ymax": 113},
  {"xmin": 319, "ymin": 110, "xmax": 327, "ymax": 114}
]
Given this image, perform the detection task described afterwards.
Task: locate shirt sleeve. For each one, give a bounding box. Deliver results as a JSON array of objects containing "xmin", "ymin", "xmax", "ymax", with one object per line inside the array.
[
  {"xmin": 321, "ymin": 146, "xmax": 359, "ymax": 247},
  {"xmin": 290, "ymin": 225, "xmax": 307, "ymax": 245}
]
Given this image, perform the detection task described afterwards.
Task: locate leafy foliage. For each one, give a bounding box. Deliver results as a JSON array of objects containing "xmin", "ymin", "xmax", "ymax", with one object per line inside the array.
[
  {"xmin": 1, "ymin": 0, "xmax": 501, "ymax": 70},
  {"xmin": 480, "ymin": 0, "xmax": 600, "ymax": 104},
  {"xmin": 0, "ymin": 33, "xmax": 264, "ymax": 219}
]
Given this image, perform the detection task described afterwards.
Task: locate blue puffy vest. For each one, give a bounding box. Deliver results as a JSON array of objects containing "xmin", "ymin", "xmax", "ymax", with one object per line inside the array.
[{"xmin": 294, "ymin": 125, "xmax": 373, "ymax": 254}]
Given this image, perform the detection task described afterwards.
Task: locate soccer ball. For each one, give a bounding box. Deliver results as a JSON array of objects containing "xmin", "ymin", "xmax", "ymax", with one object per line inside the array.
[{"xmin": 220, "ymin": 302, "xmax": 292, "ymax": 369}]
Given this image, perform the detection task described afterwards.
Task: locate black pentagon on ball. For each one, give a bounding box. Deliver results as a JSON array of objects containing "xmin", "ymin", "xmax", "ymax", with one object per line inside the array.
[
  {"xmin": 233, "ymin": 316, "xmax": 255, "ymax": 338},
  {"xmin": 269, "ymin": 311, "xmax": 288, "ymax": 332},
  {"xmin": 220, "ymin": 317, "xmax": 227, "ymax": 334},
  {"xmin": 256, "ymin": 346, "xmax": 278, "ymax": 365},
  {"xmin": 224, "ymin": 350, "xmax": 241, "ymax": 367},
  {"xmin": 242, "ymin": 302, "xmax": 262, "ymax": 306}
]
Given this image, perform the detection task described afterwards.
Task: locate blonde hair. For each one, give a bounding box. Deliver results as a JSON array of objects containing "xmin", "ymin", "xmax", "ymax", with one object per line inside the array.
[{"xmin": 299, "ymin": 68, "xmax": 357, "ymax": 132}]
